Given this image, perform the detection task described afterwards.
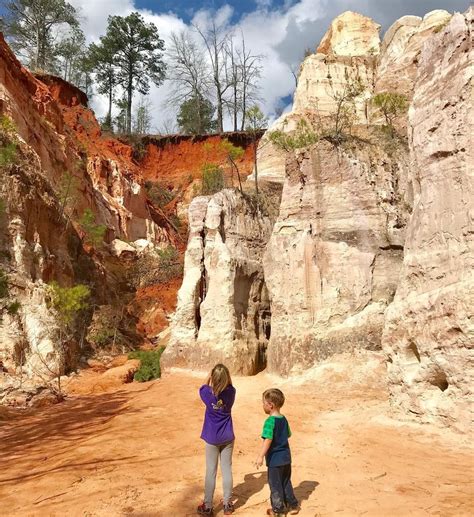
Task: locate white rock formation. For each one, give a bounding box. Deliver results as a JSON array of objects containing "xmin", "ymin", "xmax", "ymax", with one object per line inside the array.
[
  {"xmin": 161, "ymin": 190, "xmax": 273, "ymax": 374},
  {"xmin": 316, "ymin": 11, "xmax": 381, "ymax": 56},
  {"xmin": 264, "ymin": 140, "xmax": 410, "ymax": 375},
  {"xmin": 375, "ymin": 10, "xmax": 452, "ymax": 97},
  {"xmin": 382, "ymin": 9, "xmax": 474, "ymax": 432},
  {"xmin": 168, "ymin": 7, "xmax": 473, "ymax": 433},
  {"xmin": 256, "ymin": 11, "xmax": 381, "ymax": 184}
]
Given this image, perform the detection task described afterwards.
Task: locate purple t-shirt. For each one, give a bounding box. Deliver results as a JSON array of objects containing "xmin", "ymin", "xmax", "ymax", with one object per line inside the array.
[{"xmin": 200, "ymin": 384, "xmax": 236, "ymax": 445}]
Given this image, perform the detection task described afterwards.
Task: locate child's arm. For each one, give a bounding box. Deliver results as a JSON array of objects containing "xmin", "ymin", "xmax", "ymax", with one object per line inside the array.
[{"xmin": 255, "ymin": 438, "xmax": 272, "ymax": 469}]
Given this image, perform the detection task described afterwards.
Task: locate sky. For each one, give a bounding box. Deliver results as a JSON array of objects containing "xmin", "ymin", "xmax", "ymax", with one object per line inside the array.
[{"xmin": 3, "ymin": 0, "xmax": 470, "ymax": 131}]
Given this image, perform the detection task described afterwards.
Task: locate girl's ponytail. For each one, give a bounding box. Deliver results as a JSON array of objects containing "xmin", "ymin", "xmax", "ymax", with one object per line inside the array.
[{"xmin": 210, "ymin": 364, "xmax": 232, "ymax": 397}]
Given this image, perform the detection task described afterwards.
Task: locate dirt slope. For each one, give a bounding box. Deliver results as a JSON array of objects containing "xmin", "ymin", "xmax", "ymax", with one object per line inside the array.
[{"xmin": 1, "ymin": 352, "xmax": 472, "ymax": 517}]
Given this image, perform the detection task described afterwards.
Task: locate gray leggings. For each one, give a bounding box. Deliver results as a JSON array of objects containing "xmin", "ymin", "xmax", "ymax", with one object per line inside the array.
[{"xmin": 204, "ymin": 440, "xmax": 234, "ymax": 506}]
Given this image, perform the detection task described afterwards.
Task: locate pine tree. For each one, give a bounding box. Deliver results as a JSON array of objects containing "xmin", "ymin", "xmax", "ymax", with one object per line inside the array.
[
  {"xmin": 100, "ymin": 12, "xmax": 166, "ymax": 134},
  {"xmin": 87, "ymin": 40, "xmax": 117, "ymax": 130},
  {"xmin": 3, "ymin": 0, "xmax": 79, "ymax": 71},
  {"xmin": 177, "ymin": 95, "xmax": 217, "ymax": 135},
  {"xmin": 56, "ymin": 26, "xmax": 92, "ymax": 94}
]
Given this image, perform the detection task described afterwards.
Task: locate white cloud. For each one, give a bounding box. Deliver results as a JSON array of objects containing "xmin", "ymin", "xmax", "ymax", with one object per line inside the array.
[
  {"xmin": 68, "ymin": 0, "xmax": 471, "ymax": 131},
  {"xmin": 69, "ymin": 0, "xmax": 324, "ymax": 130},
  {"xmin": 69, "ymin": 0, "xmax": 134, "ymax": 41}
]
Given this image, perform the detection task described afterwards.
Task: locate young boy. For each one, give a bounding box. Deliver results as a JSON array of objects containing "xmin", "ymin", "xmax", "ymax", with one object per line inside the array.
[{"xmin": 255, "ymin": 389, "xmax": 300, "ymax": 517}]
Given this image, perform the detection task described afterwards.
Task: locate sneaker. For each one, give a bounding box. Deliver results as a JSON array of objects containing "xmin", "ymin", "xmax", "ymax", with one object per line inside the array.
[
  {"xmin": 223, "ymin": 502, "xmax": 235, "ymax": 515},
  {"xmin": 197, "ymin": 502, "xmax": 213, "ymax": 515},
  {"xmin": 288, "ymin": 504, "xmax": 301, "ymax": 515},
  {"xmin": 266, "ymin": 509, "xmax": 285, "ymax": 517}
]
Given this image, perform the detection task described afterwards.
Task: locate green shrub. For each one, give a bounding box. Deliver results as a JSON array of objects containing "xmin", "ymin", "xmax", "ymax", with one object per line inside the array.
[
  {"xmin": 79, "ymin": 208, "xmax": 106, "ymax": 247},
  {"xmin": 6, "ymin": 300, "xmax": 21, "ymax": 315},
  {"xmin": 201, "ymin": 163, "xmax": 225, "ymax": 195},
  {"xmin": 128, "ymin": 348, "xmax": 165, "ymax": 382},
  {"xmin": 0, "ymin": 142, "xmax": 17, "ymax": 168},
  {"xmin": 372, "ymin": 92, "xmax": 408, "ymax": 135},
  {"xmin": 145, "ymin": 181, "xmax": 175, "ymax": 207},
  {"xmin": 47, "ymin": 282, "xmax": 91, "ymax": 326},
  {"xmin": 0, "ymin": 268, "xmax": 8, "ymax": 298},
  {"xmin": 0, "ymin": 115, "xmax": 16, "ymax": 134},
  {"xmin": 269, "ymin": 118, "xmax": 319, "ymax": 152},
  {"xmin": 90, "ymin": 327, "xmax": 115, "ymax": 347}
]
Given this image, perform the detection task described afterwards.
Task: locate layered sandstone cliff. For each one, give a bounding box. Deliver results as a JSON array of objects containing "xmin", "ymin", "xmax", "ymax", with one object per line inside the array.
[
  {"xmin": 0, "ymin": 35, "xmax": 175, "ymax": 401},
  {"xmin": 264, "ymin": 138, "xmax": 410, "ymax": 374},
  {"xmin": 161, "ymin": 189, "xmax": 274, "ymax": 374},
  {"xmin": 256, "ymin": 11, "xmax": 380, "ymax": 183},
  {"xmin": 382, "ymin": 9, "xmax": 473, "ymax": 431},
  {"xmin": 256, "ymin": 10, "xmax": 453, "ymax": 183},
  {"xmin": 167, "ymin": 7, "xmax": 472, "ymax": 432}
]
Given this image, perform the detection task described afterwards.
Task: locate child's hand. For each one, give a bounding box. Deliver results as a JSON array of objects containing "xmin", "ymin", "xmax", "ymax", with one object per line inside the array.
[{"xmin": 255, "ymin": 455, "xmax": 264, "ymax": 469}]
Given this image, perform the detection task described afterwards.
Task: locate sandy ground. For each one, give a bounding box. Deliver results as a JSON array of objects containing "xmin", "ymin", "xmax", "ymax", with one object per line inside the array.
[{"xmin": 1, "ymin": 351, "xmax": 473, "ymax": 517}]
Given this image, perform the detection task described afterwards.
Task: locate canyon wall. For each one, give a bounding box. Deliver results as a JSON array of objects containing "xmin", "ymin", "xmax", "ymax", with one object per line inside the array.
[
  {"xmin": 161, "ymin": 189, "xmax": 274, "ymax": 374},
  {"xmin": 0, "ymin": 34, "xmax": 176, "ymax": 400},
  {"xmin": 264, "ymin": 139, "xmax": 410, "ymax": 374},
  {"xmin": 382, "ymin": 10, "xmax": 473, "ymax": 431},
  {"xmin": 167, "ymin": 8, "xmax": 472, "ymax": 431},
  {"xmin": 0, "ymin": 25, "xmax": 264, "ymax": 403}
]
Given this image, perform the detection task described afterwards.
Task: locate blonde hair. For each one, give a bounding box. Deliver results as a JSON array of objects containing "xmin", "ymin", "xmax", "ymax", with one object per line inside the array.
[
  {"xmin": 210, "ymin": 364, "xmax": 232, "ymax": 396},
  {"xmin": 263, "ymin": 388, "xmax": 285, "ymax": 408}
]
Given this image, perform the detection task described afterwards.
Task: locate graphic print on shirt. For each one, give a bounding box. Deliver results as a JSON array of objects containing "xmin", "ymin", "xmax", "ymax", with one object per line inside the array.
[{"xmin": 212, "ymin": 399, "xmax": 225, "ymax": 410}]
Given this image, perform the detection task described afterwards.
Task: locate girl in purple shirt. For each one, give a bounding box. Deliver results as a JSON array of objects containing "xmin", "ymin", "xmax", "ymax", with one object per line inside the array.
[{"xmin": 198, "ymin": 364, "xmax": 236, "ymax": 516}]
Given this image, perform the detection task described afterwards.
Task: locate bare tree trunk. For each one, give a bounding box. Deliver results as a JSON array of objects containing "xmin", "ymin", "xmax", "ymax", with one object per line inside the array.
[
  {"xmin": 127, "ymin": 73, "xmax": 133, "ymax": 134},
  {"xmin": 35, "ymin": 27, "xmax": 41, "ymax": 70},
  {"xmin": 107, "ymin": 84, "xmax": 113, "ymax": 128},
  {"xmin": 253, "ymin": 135, "xmax": 259, "ymax": 205},
  {"xmin": 233, "ymin": 86, "xmax": 238, "ymax": 131}
]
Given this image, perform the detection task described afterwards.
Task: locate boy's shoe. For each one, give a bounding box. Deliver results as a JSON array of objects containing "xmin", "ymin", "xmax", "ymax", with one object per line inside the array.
[
  {"xmin": 288, "ymin": 504, "xmax": 301, "ymax": 515},
  {"xmin": 223, "ymin": 502, "xmax": 235, "ymax": 515},
  {"xmin": 197, "ymin": 502, "xmax": 213, "ymax": 515}
]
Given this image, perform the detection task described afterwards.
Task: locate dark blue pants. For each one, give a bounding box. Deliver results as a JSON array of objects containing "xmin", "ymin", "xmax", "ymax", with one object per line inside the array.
[{"xmin": 267, "ymin": 464, "xmax": 298, "ymax": 513}]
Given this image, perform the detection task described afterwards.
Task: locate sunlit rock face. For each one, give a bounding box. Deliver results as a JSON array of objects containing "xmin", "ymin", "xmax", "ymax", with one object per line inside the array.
[
  {"xmin": 375, "ymin": 10, "xmax": 452, "ymax": 98},
  {"xmin": 256, "ymin": 11, "xmax": 381, "ymax": 184},
  {"xmin": 382, "ymin": 9, "xmax": 474, "ymax": 432},
  {"xmin": 264, "ymin": 138, "xmax": 410, "ymax": 375},
  {"xmin": 161, "ymin": 190, "xmax": 273, "ymax": 375},
  {"xmin": 168, "ymin": 7, "xmax": 472, "ymax": 434},
  {"xmin": 256, "ymin": 10, "xmax": 453, "ymax": 184},
  {"xmin": 316, "ymin": 11, "xmax": 381, "ymax": 56}
]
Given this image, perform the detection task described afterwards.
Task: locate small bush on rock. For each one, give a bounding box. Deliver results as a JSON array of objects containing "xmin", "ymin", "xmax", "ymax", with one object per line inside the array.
[
  {"xmin": 47, "ymin": 282, "xmax": 91, "ymax": 326},
  {"xmin": 79, "ymin": 208, "xmax": 106, "ymax": 247},
  {"xmin": 6, "ymin": 300, "xmax": 21, "ymax": 315},
  {"xmin": 372, "ymin": 92, "xmax": 408, "ymax": 136},
  {"xmin": 269, "ymin": 118, "xmax": 319, "ymax": 152},
  {"xmin": 201, "ymin": 163, "xmax": 225, "ymax": 195},
  {"xmin": 0, "ymin": 114, "xmax": 16, "ymax": 134},
  {"xmin": 145, "ymin": 181, "xmax": 175, "ymax": 208},
  {"xmin": 0, "ymin": 142, "xmax": 17, "ymax": 168},
  {"xmin": 128, "ymin": 348, "xmax": 165, "ymax": 382}
]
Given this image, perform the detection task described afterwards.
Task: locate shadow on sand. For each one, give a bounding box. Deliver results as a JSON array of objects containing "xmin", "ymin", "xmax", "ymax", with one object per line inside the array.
[
  {"xmin": 0, "ymin": 387, "xmax": 147, "ymax": 485},
  {"xmin": 231, "ymin": 472, "xmax": 319, "ymax": 513}
]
